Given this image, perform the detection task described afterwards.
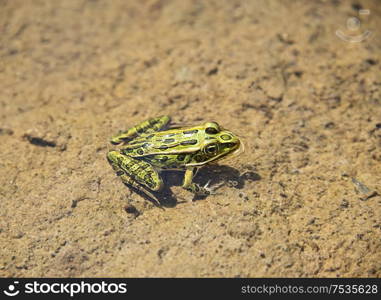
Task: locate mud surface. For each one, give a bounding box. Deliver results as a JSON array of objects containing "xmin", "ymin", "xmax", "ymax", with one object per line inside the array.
[{"xmin": 1, "ymin": 0, "xmax": 380, "ymax": 277}]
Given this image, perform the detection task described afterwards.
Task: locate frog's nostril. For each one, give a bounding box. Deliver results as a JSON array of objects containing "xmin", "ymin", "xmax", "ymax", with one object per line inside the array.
[{"xmin": 225, "ymin": 142, "xmax": 237, "ymax": 148}]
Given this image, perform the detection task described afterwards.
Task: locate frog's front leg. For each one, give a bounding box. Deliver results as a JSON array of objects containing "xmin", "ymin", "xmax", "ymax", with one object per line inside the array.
[
  {"xmin": 110, "ymin": 115, "xmax": 171, "ymax": 145},
  {"xmin": 182, "ymin": 167, "xmax": 213, "ymax": 196}
]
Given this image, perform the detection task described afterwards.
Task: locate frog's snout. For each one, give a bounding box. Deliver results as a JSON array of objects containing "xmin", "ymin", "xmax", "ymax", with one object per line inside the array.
[
  {"xmin": 229, "ymin": 138, "xmax": 240, "ymax": 151},
  {"xmin": 218, "ymin": 131, "xmax": 240, "ymax": 151}
]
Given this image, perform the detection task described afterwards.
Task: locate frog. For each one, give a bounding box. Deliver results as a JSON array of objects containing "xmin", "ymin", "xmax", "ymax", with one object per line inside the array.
[{"xmin": 106, "ymin": 115, "xmax": 241, "ymax": 201}]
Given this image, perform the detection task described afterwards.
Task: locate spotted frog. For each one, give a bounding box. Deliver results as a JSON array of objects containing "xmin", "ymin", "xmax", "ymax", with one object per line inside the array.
[{"xmin": 107, "ymin": 116, "xmax": 240, "ymax": 200}]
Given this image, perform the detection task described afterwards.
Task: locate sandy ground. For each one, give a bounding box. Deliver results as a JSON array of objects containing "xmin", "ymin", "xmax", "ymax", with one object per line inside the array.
[{"xmin": 0, "ymin": 0, "xmax": 380, "ymax": 277}]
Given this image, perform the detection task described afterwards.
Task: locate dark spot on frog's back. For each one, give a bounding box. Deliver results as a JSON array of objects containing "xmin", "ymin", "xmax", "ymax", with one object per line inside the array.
[
  {"xmin": 160, "ymin": 156, "xmax": 168, "ymax": 162},
  {"xmin": 177, "ymin": 154, "xmax": 186, "ymax": 161},
  {"xmin": 164, "ymin": 138, "xmax": 175, "ymax": 143},
  {"xmin": 137, "ymin": 149, "xmax": 144, "ymax": 155},
  {"xmin": 158, "ymin": 145, "xmax": 168, "ymax": 150},
  {"xmin": 181, "ymin": 139, "xmax": 197, "ymax": 146},
  {"xmin": 183, "ymin": 129, "xmax": 198, "ymax": 135},
  {"xmin": 164, "ymin": 133, "xmax": 177, "ymax": 137}
]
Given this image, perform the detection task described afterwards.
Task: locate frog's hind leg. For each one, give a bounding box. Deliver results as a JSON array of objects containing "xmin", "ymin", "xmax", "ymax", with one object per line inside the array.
[
  {"xmin": 110, "ymin": 116, "xmax": 171, "ymax": 145},
  {"xmin": 120, "ymin": 173, "xmax": 161, "ymax": 205},
  {"xmin": 107, "ymin": 151, "xmax": 163, "ymax": 202}
]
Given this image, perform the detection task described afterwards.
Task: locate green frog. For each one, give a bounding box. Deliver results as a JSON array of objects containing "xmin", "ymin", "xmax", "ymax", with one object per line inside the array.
[{"xmin": 107, "ymin": 116, "xmax": 240, "ymax": 201}]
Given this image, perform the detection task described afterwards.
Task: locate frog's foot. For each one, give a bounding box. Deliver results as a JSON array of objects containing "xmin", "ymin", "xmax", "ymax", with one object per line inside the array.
[
  {"xmin": 182, "ymin": 180, "xmax": 223, "ymax": 197},
  {"xmin": 182, "ymin": 167, "xmax": 223, "ymax": 197},
  {"xmin": 183, "ymin": 182, "xmax": 210, "ymax": 196}
]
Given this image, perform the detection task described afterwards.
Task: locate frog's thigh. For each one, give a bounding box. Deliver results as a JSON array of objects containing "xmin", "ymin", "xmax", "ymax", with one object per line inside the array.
[
  {"xmin": 107, "ymin": 151, "xmax": 163, "ymax": 191},
  {"xmin": 147, "ymin": 115, "xmax": 171, "ymax": 132},
  {"xmin": 110, "ymin": 116, "xmax": 171, "ymax": 145}
]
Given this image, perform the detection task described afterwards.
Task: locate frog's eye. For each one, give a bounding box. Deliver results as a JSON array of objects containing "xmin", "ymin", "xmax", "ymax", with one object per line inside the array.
[
  {"xmin": 206, "ymin": 127, "xmax": 218, "ymax": 134},
  {"xmin": 205, "ymin": 143, "xmax": 218, "ymax": 154},
  {"xmin": 205, "ymin": 122, "xmax": 220, "ymax": 134}
]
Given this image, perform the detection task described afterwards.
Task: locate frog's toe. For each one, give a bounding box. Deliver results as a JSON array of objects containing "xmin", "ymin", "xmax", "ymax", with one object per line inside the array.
[
  {"xmin": 203, "ymin": 180, "xmax": 224, "ymax": 195},
  {"xmin": 204, "ymin": 180, "xmax": 211, "ymax": 189}
]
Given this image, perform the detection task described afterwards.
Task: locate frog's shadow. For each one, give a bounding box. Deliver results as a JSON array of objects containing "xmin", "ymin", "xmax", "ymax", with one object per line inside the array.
[{"xmin": 128, "ymin": 164, "xmax": 261, "ymax": 208}]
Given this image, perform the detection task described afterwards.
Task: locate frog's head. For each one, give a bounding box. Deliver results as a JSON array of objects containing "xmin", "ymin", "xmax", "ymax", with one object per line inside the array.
[{"xmin": 189, "ymin": 122, "xmax": 241, "ymax": 166}]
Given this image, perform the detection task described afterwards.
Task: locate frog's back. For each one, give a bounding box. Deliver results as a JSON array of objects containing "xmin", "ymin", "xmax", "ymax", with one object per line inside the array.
[{"xmin": 120, "ymin": 126, "xmax": 203, "ymax": 169}]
